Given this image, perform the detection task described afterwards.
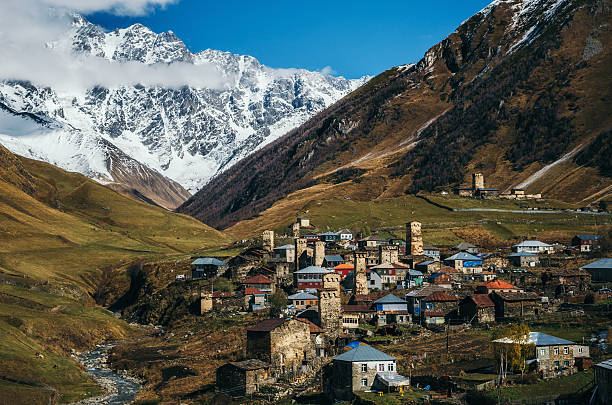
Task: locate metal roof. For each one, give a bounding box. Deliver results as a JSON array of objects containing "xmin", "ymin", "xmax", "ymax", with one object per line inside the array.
[
  {"xmin": 595, "ymin": 359, "xmax": 612, "ymax": 371},
  {"xmin": 274, "ymin": 244, "xmax": 295, "ymax": 250},
  {"xmin": 375, "ymin": 372, "xmax": 410, "ymax": 387},
  {"xmin": 294, "ymin": 266, "xmax": 333, "ymax": 274},
  {"xmin": 493, "ymin": 332, "xmax": 575, "ymax": 346},
  {"xmin": 408, "ymin": 270, "xmax": 423, "ymax": 276},
  {"xmin": 324, "ymin": 255, "xmax": 344, "ymax": 262},
  {"xmin": 508, "ymin": 252, "xmax": 538, "ymax": 257},
  {"xmin": 445, "ymin": 252, "xmax": 481, "ymax": 261},
  {"xmin": 333, "ymin": 344, "xmax": 395, "ymax": 362},
  {"xmin": 320, "ymin": 231, "xmax": 339, "ymax": 236},
  {"xmin": 575, "ymin": 234, "xmax": 599, "ymax": 240},
  {"xmin": 416, "ymin": 260, "xmax": 438, "ymax": 266},
  {"xmin": 453, "ymin": 241, "xmax": 476, "ymax": 250},
  {"xmin": 513, "ymin": 240, "xmax": 552, "ymax": 247},
  {"xmin": 374, "ymin": 294, "xmax": 407, "ymax": 305},
  {"xmin": 288, "ymin": 292, "xmax": 318, "ymax": 300},
  {"xmin": 191, "ymin": 258, "xmax": 227, "ymax": 266},
  {"xmin": 580, "ymin": 258, "xmax": 612, "ymax": 270}
]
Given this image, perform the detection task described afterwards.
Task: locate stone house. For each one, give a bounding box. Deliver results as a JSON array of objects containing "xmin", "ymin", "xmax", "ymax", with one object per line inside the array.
[
  {"xmin": 246, "ymin": 318, "xmax": 314, "ymax": 377},
  {"xmin": 342, "ymin": 270, "xmax": 382, "ymax": 292},
  {"xmin": 273, "ymin": 244, "xmax": 295, "ymax": 262},
  {"xmin": 405, "ymin": 285, "xmax": 447, "ymax": 317},
  {"xmin": 423, "ymin": 244, "xmax": 440, "ymax": 260},
  {"xmin": 493, "ymin": 332, "xmax": 589, "ymax": 374},
  {"xmin": 191, "ymin": 257, "xmax": 228, "ymax": 279},
  {"xmin": 423, "ymin": 291, "xmax": 458, "ymax": 322},
  {"xmin": 476, "ymin": 280, "xmax": 520, "ymax": 294},
  {"xmin": 452, "ymin": 241, "xmax": 478, "ymax": 254},
  {"xmin": 428, "ymin": 272, "xmax": 453, "ymax": 288},
  {"xmin": 507, "ymin": 252, "xmax": 540, "ymax": 267},
  {"xmin": 490, "ymin": 291, "xmax": 541, "ymax": 321},
  {"xmin": 323, "ymin": 254, "xmax": 344, "ymax": 268},
  {"xmin": 241, "ymin": 275, "xmax": 275, "ymax": 294},
  {"xmin": 475, "ymin": 271, "xmax": 497, "ymax": 282},
  {"xmin": 373, "ymin": 294, "xmax": 411, "ymax": 326},
  {"xmin": 444, "ymin": 252, "xmax": 483, "ymax": 274},
  {"xmin": 216, "ymin": 359, "xmax": 273, "ymax": 396},
  {"xmin": 512, "ymin": 240, "xmax": 554, "ymax": 254},
  {"xmin": 294, "ymin": 266, "xmax": 333, "ymax": 291},
  {"xmin": 296, "ymin": 318, "xmax": 326, "ymax": 358},
  {"xmin": 556, "ymin": 269, "xmax": 592, "ymax": 288},
  {"xmin": 580, "ymin": 258, "xmax": 612, "ymax": 282},
  {"xmin": 594, "ymin": 359, "xmax": 612, "ymax": 405},
  {"xmin": 244, "ymin": 287, "xmax": 267, "ymax": 311},
  {"xmin": 398, "ymin": 269, "xmax": 423, "ymax": 289},
  {"xmin": 414, "ymin": 260, "xmax": 440, "ymax": 274},
  {"xmin": 341, "ymin": 304, "xmax": 376, "ymax": 330},
  {"xmin": 357, "ymin": 235, "xmax": 387, "ymax": 249},
  {"xmin": 459, "ymin": 294, "xmax": 495, "ymax": 324},
  {"xmin": 572, "ymin": 234, "xmax": 600, "ymax": 252},
  {"xmin": 324, "ymin": 345, "xmax": 409, "ymax": 400},
  {"xmin": 370, "ymin": 262, "xmax": 408, "ymax": 287},
  {"xmin": 287, "ymin": 292, "xmax": 318, "ymax": 309}
]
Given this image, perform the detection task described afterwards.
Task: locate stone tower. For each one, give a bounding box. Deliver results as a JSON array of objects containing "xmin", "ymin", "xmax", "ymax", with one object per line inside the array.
[
  {"xmin": 294, "ymin": 238, "xmax": 308, "ymax": 270},
  {"xmin": 200, "ymin": 291, "xmax": 213, "ymax": 314},
  {"xmin": 407, "ymin": 221, "xmax": 423, "ymax": 256},
  {"xmin": 262, "ymin": 230, "xmax": 274, "ymax": 252},
  {"xmin": 322, "ymin": 272, "xmax": 341, "ymax": 292},
  {"xmin": 379, "ymin": 245, "xmax": 399, "ymax": 264},
  {"xmin": 472, "ymin": 172, "xmax": 484, "ymax": 190},
  {"xmin": 319, "ymin": 272, "xmax": 342, "ymax": 336},
  {"xmin": 292, "ymin": 222, "xmax": 300, "ymax": 238},
  {"xmin": 314, "ymin": 241, "xmax": 325, "ymax": 267},
  {"xmin": 353, "ymin": 251, "xmax": 369, "ymax": 295}
]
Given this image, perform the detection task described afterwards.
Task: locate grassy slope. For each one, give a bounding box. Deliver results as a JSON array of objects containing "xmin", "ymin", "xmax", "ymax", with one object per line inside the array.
[{"xmin": 0, "ymin": 151, "xmax": 232, "ymax": 403}]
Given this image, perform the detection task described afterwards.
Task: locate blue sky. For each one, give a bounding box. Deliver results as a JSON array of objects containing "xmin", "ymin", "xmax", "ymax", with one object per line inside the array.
[{"xmin": 87, "ymin": 0, "xmax": 493, "ymax": 79}]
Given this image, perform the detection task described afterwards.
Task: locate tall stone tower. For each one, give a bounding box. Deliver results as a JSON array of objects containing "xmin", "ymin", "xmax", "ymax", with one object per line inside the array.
[
  {"xmin": 294, "ymin": 238, "xmax": 308, "ymax": 270},
  {"xmin": 320, "ymin": 272, "xmax": 342, "ymax": 337},
  {"xmin": 262, "ymin": 230, "xmax": 274, "ymax": 252},
  {"xmin": 322, "ymin": 272, "xmax": 341, "ymax": 292},
  {"xmin": 353, "ymin": 251, "xmax": 369, "ymax": 295},
  {"xmin": 292, "ymin": 222, "xmax": 300, "ymax": 238},
  {"xmin": 314, "ymin": 241, "xmax": 325, "ymax": 267},
  {"xmin": 407, "ymin": 221, "xmax": 423, "ymax": 256},
  {"xmin": 472, "ymin": 172, "xmax": 484, "ymax": 190},
  {"xmin": 379, "ymin": 245, "xmax": 399, "ymax": 264}
]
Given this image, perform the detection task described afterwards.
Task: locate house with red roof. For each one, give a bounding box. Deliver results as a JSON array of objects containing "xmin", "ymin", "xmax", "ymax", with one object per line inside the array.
[
  {"xmin": 459, "ymin": 294, "xmax": 495, "ymax": 324},
  {"xmin": 241, "ymin": 275, "xmax": 275, "ymax": 294},
  {"xmin": 334, "ymin": 263, "xmax": 354, "ymax": 278},
  {"xmin": 422, "ymin": 291, "xmax": 458, "ymax": 324},
  {"xmin": 476, "ymin": 279, "xmax": 521, "ymax": 294}
]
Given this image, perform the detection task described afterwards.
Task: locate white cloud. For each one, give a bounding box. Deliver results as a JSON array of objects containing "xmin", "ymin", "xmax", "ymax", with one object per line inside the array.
[
  {"xmin": 320, "ymin": 66, "xmax": 336, "ymax": 76},
  {"xmin": 0, "ymin": 0, "xmax": 231, "ymax": 93}
]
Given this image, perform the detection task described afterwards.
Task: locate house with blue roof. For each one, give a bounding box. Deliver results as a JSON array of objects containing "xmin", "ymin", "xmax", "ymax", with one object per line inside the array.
[
  {"xmin": 571, "ymin": 234, "xmax": 600, "ymax": 252},
  {"xmin": 580, "ymin": 258, "xmax": 612, "ymax": 282},
  {"xmin": 319, "ymin": 231, "xmax": 340, "ymax": 242},
  {"xmin": 325, "ymin": 344, "xmax": 409, "ymax": 400},
  {"xmin": 493, "ymin": 332, "xmax": 589, "ymax": 374},
  {"xmin": 323, "ymin": 254, "xmax": 344, "ymax": 268},
  {"xmin": 373, "ymin": 294, "xmax": 410, "ymax": 326},
  {"xmin": 444, "ymin": 252, "xmax": 483, "ymax": 274},
  {"xmin": 191, "ymin": 257, "xmax": 228, "ymax": 279}
]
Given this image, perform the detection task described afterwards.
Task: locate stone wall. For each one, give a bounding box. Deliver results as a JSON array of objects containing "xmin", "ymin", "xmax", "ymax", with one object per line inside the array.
[
  {"xmin": 379, "ymin": 245, "xmax": 399, "ymax": 264},
  {"xmin": 262, "ymin": 230, "xmax": 275, "ymax": 252},
  {"xmin": 407, "ymin": 221, "xmax": 423, "ymax": 256},
  {"xmin": 320, "ymin": 290, "xmax": 342, "ymax": 337},
  {"xmin": 314, "ymin": 241, "xmax": 325, "ymax": 267},
  {"xmin": 354, "ymin": 251, "xmax": 369, "ymax": 295}
]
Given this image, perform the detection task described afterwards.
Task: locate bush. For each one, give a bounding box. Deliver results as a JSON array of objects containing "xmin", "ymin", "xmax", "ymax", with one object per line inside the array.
[{"xmin": 584, "ymin": 293, "xmax": 596, "ymax": 305}]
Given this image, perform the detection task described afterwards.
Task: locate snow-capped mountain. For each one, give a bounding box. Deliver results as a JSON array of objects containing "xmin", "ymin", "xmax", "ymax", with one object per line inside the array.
[{"xmin": 0, "ymin": 14, "xmax": 368, "ymax": 208}]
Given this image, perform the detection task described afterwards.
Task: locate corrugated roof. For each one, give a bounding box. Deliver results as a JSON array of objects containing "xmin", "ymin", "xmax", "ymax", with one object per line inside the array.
[
  {"xmin": 595, "ymin": 359, "xmax": 612, "ymax": 371},
  {"xmin": 274, "ymin": 244, "xmax": 295, "ymax": 250},
  {"xmin": 374, "ymin": 294, "xmax": 407, "ymax": 305},
  {"xmin": 467, "ymin": 294, "xmax": 495, "ymax": 308},
  {"xmin": 244, "ymin": 287, "xmax": 265, "ymax": 295},
  {"xmin": 247, "ymin": 318, "xmax": 287, "ymax": 332},
  {"xmin": 575, "ymin": 235, "xmax": 599, "ymax": 240},
  {"xmin": 416, "ymin": 260, "xmax": 438, "ymax": 266},
  {"xmin": 484, "ymin": 280, "xmax": 515, "ymax": 289},
  {"xmin": 288, "ymin": 292, "xmax": 318, "ymax": 300},
  {"xmin": 294, "ymin": 266, "xmax": 333, "ymax": 274},
  {"xmin": 508, "ymin": 252, "xmax": 538, "ymax": 257},
  {"xmin": 342, "ymin": 304, "xmax": 374, "ymax": 313},
  {"xmin": 191, "ymin": 257, "xmax": 227, "ymax": 266},
  {"xmin": 334, "ymin": 345, "xmax": 395, "ymax": 362},
  {"xmin": 405, "ymin": 285, "xmax": 446, "ymax": 298},
  {"xmin": 424, "ymin": 291, "xmax": 456, "ymax": 302},
  {"xmin": 493, "ymin": 291, "xmax": 540, "ymax": 301},
  {"xmin": 320, "ymin": 231, "xmax": 338, "ymax": 236},
  {"xmin": 408, "ymin": 270, "xmax": 423, "ymax": 276},
  {"xmin": 445, "ymin": 252, "xmax": 481, "ymax": 261},
  {"xmin": 513, "ymin": 240, "xmax": 552, "ymax": 247},
  {"xmin": 241, "ymin": 275, "xmax": 273, "ymax": 284},
  {"xmin": 296, "ymin": 318, "xmax": 325, "ymax": 334},
  {"xmin": 494, "ymin": 332, "xmax": 575, "ymax": 346},
  {"xmin": 580, "ymin": 258, "xmax": 612, "ymax": 270},
  {"xmin": 324, "ymin": 255, "xmax": 344, "ymax": 262},
  {"xmin": 375, "ymin": 372, "xmax": 410, "ymax": 387},
  {"xmin": 453, "ymin": 242, "xmax": 477, "ymax": 250},
  {"xmin": 335, "ymin": 263, "xmax": 354, "ymax": 270}
]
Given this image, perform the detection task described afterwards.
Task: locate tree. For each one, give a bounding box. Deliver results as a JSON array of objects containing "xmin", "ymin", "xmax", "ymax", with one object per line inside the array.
[
  {"xmin": 492, "ymin": 323, "xmax": 533, "ymax": 385},
  {"xmin": 268, "ymin": 291, "xmax": 287, "ymax": 317}
]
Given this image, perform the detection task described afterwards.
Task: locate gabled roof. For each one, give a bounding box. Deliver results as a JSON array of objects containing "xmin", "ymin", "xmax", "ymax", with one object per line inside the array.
[
  {"xmin": 405, "ymin": 285, "xmax": 446, "ymax": 298},
  {"xmin": 288, "ymin": 292, "xmax": 318, "ymax": 300},
  {"xmin": 416, "ymin": 260, "xmax": 438, "ymax": 266},
  {"xmin": 244, "ymin": 287, "xmax": 265, "ymax": 296},
  {"xmin": 408, "ymin": 269, "xmax": 423, "ymax": 276},
  {"xmin": 513, "ymin": 240, "xmax": 552, "ymax": 248},
  {"xmin": 274, "ymin": 244, "xmax": 295, "ymax": 250},
  {"xmin": 423, "ymin": 244, "xmax": 439, "ymax": 251},
  {"xmin": 334, "ymin": 345, "xmax": 395, "ymax": 362},
  {"xmin": 191, "ymin": 257, "xmax": 227, "ymax": 266},
  {"xmin": 247, "ymin": 318, "xmax": 287, "ymax": 332},
  {"xmin": 595, "ymin": 359, "xmax": 612, "ymax": 371},
  {"xmin": 320, "ymin": 231, "xmax": 339, "ymax": 237},
  {"xmin": 324, "ymin": 255, "xmax": 344, "ymax": 262},
  {"xmin": 371, "ymin": 262, "xmax": 408, "ymax": 270},
  {"xmin": 374, "ymin": 294, "xmax": 407, "ymax": 305},
  {"xmin": 445, "ymin": 252, "xmax": 481, "ymax": 261},
  {"xmin": 296, "ymin": 318, "xmax": 325, "ymax": 334},
  {"xmin": 342, "ymin": 304, "xmax": 374, "ymax": 313},
  {"xmin": 580, "ymin": 258, "xmax": 612, "ymax": 270},
  {"xmin": 493, "ymin": 291, "xmax": 540, "ymax": 301},
  {"xmin": 335, "ymin": 263, "xmax": 354, "ymax": 270},
  {"xmin": 424, "ymin": 291, "xmax": 456, "ymax": 302},
  {"xmin": 508, "ymin": 252, "xmax": 538, "ymax": 257},
  {"xmin": 429, "ymin": 272, "xmax": 451, "ymax": 280},
  {"xmin": 494, "ymin": 332, "xmax": 575, "ymax": 346},
  {"xmin": 466, "ymin": 294, "xmax": 494, "ymax": 308},
  {"xmin": 359, "ymin": 235, "xmax": 386, "ymax": 241},
  {"xmin": 575, "ymin": 234, "xmax": 599, "ymax": 240},
  {"xmin": 229, "ymin": 359, "xmax": 270, "ymax": 370},
  {"xmin": 453, "ymin": 242, "xmax": 477, "ymax": 250},
  {"xmin": 440, "ymin": 265, "xmax": 460, "ymax": 273},
  {"xmin": 294, "ymin": 266, "xmax": 333, "ymax": 274},
  {"xmin": 241, "ymin": 275, "xmax": 273, "ymax": 284},
  {"xmin": 483, "ymin": 280, "xmax": 515, "ymax": 290}
]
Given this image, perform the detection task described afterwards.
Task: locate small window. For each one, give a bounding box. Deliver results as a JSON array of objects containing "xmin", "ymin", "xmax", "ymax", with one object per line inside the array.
[
  {"xmin": 388, "ymin": 363, "xmax": 394, "ymax": 371},
  {"xmin": 554, "ymin": 361, "xmax": 560, "ymax": 368},
  {"xmin": 378, "ymin": 364, "xmax": 385, "ymax": 372},
  {"xmin": 361, "ymin": 378, "xmax": 368, "ymax": 387},
  {"xmin": 563, "ymin": 347, "xmax": 569, "ymax": 355},
  {"xmin": 554, "ymin": 347, "xmax": 559, "ymax": 355},
  {"xmin": 540, "ymin": 348, "xmax": 546, "ymax": 356},
  {"xmin": 578, "ymin": 347, "xmax": 583, "ymax": 354},
  {"xmin": 361, "ymin": 364, "xmax": 367, "ymax": 372},
  {"xmin": 564, "ymin": 360, "xmax": 570, "ymax": 367}
]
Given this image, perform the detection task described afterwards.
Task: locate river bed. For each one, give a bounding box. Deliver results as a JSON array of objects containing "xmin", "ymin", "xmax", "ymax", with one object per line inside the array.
[{"xmin": 71, "ymin": 344, "xmax": 141, "ymax": 405}]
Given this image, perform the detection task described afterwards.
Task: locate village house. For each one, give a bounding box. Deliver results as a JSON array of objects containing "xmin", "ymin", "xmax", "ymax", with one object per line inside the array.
[
  {"xmin": 216, "ymin": 359, "xmax": 273, "ymax": 396},
  {"xmin": 334, "ymin": 263, "xmax": 354, "ymax": 278},
  {"xmin": 490, "ymin": 291, "xmax": 541, "ymax": 321},
  {"xmin": 459, "ymin": 294, "xmax": 496, "ymax": 324},
  {"xmin": 475, "ymin": 271, "xmax": 497, "ymax": 282},
  {"xmin": 415, "ymin": 259, "xmax": 440, "ymax": 274},
  {"xmin": 476, "ymin": 279, "xmax": 521, "ymax": 294},
  {"xmin": 241, "ymin": 275, "xmax": 275, "ymax": 294},
  {"xmin": 422, "ymin": 291, "xmax": 458, "ymax": 324},
  {"xmin": 191, "ymin": 257, "xmax": 228, "ymax": 279},
  {"xmin": 342, "ymin": 304, "xmax": 376, "ymax": 332},
  {"xmin": 444, "ymin": 251, "xmax": 483, "ymax": 274},
  {"xmin": 287, "ymin": 292, "xmax": 318, "ymax": 310},
  {"xmin": 423, "ymin": 244, "xmax": 440, "ymax": 260},
  {"xmin": 439, "ymin": 265, "xmax": 463, "ymax": 281},
  {"xmin": 452, "ymin": 241, "xmax": 479, "ymax": 254},
  {"xmin": 296, "ymin": 318, "xmax": 327, "ymax": 357},
  {"xmin": 325, "ymin": 345, "xmax": 409, "ymax": 400},
  {"xmin": 493, "ymin": 332, "xmax": 589, "ymax": 376},
  {"xmin": 370, "ymin": 262, "xmax": 408, "ymax": 287},
  {"xmin": 244, "ymin": 287, "xmax": 267, "ymax": 311},
  {"xmin": 319, "ymin": 231, "xmax": 340, "ymax": 243},
  {"xmin": 338, "ymin": 229, "xmax": 354, "ymax": 241},
  {"xmin": 273, "ymin": 244, "xmax": 295, "ymax": 262},
  {"xmin": 373, "ymin": 294, "xmax": 411, "ymax": 326},
  {"xmin": 428, "ymin": 272, "xmax": 453, "ymax": 288},
  {"xmin": 512, "ymin": 240, "xmax": 554, "ymax": 254},
  {"xmin": 571, "ymin": 234, "xmax": 600, "ymax": 252},
  {"xmin": 552, "ymin": 269, "xmax": 592, "ymax": 290},
  {"xmin": 297, "ymin": 217, "xmax": 311, "ymax": 227},
  {"xmin": 294, "ymin": 266, "xmax": 333, "ymax": 291},
  {"xmin": 507, "ymin": 251, "xmax": 540, "ymax": 267},
  {"xmin": 405, "ymin": 285, "xmax": 447, "ymax": 317},
  {"xmin": 398, "ymin": 269, "xmax": 424, "ymax": 289},
  {"xmin": 227, "ymin": 250, "xmax": 266, "ymax": 280},
  {"xmin": 580, "ymin": 258, "xmax": 612, "ymax": 282},
  {"xmin": 357, "ymin": 235, "xmax": 387, "ymax": 249},
  {"xmin": 343, "ymin": 270, "xmax": 383, "ymax": 292},
  {"xmin": 594, "ymin": 359, "xmax": 612, "ymax": 405},
  {"xmin": 341, "ymin": 311, "xmax": 361, "ymax": 332},
  {"xmin": 246, "ymin": 318, "xmax": 314, "ymax": 377},
  {"xmin": 323, "ymin": 254, "xmax": 344, "ymax": 268}
]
